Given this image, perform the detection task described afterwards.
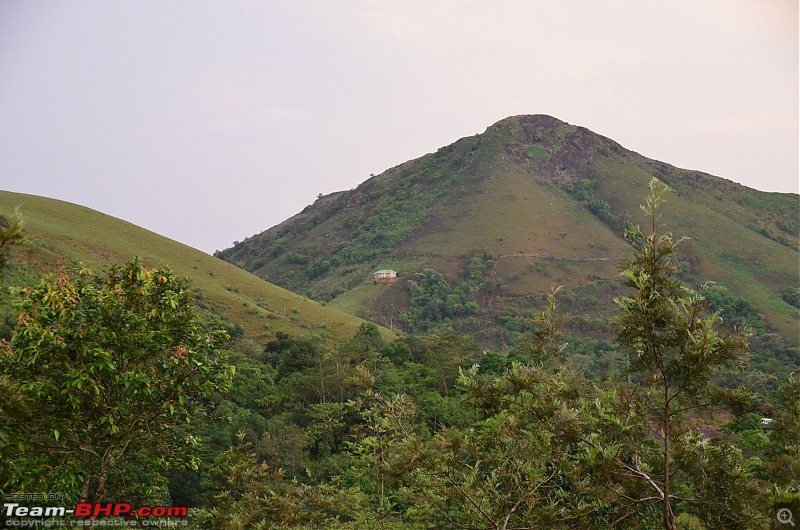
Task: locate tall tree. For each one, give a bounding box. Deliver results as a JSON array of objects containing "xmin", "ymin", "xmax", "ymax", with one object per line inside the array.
[
  {"xmin": 766, "ymin": 374, "xmax": 800, "ymax": 516},
  {"xmin": 0, "ymin": 258, "xmax": 234, "ymax": 501},
  {"xmin": 613, "ymin": 179, "xmax": 751, "ymax": 529}
]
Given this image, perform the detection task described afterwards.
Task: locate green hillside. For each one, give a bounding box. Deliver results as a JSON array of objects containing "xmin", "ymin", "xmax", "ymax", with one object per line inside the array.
[
  {"xmin": 218, "ymin": 115, "xmax": 799, "ymax": 345},
  {"xmin": 0, "ymin": 190, "xmax": 391, "ymax": 341}
]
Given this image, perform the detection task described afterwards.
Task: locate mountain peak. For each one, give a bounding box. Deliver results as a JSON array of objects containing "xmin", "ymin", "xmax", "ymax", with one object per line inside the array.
[
  {"xmin": 507, "ymin": 113, "xmax": 565, "ymax": 127},
  {"xmin": 218, "ymin": 115, "xmax": 799, "ymax": 343},
  {"xmin": 486, "ymin": 115, "xmax": 625, "ymax": 190}
]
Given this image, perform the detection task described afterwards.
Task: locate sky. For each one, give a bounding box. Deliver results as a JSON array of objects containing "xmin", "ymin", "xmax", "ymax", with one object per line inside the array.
[{"xmin": 0, "ymin": 0, "xmax": 797, "ymax": 254}]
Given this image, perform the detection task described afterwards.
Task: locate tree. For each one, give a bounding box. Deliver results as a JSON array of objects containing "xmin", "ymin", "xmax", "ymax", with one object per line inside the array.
[
  {"xmin": 413, "ymin": 364, "xmax": 598, "ymax": 529},
  {"xmin": 0, "ymin": 209, "xmax": 27, "ymax": 444},
  {"xmin": 766, "ymin": 374, "xmax": 800, "ymax": 516},
  {"xmin": 350, "ymin": 290, "xmax": 605, "ymax": 529},
  {"xmin": 403, "ymin": 268, "xmax": 475, "ymax": 333},
  {"xmin": 0, "ymin": 209, "xmax": 25, "ymax": 275},
  {"xmin": 613, "ymin": 179, "xmax": 751, "ymax": 529},
  {"xmin": 198, "ymin": 437, "xmax": 384, "ymax": 530},
  {"xmin": 0, "ymin": 258, "xmax": 234, "ymax": 502}
]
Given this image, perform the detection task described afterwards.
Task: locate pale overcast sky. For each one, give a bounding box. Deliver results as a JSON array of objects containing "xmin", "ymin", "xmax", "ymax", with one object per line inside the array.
[{"xmin": 1, "ymin": 1, "xmax": 797, "ymax": 253}]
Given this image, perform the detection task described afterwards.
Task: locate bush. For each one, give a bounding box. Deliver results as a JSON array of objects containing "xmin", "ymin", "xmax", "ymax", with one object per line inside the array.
[{"xmin": 781, "ymin": 287, "xmax": 800, "ymax": 309}]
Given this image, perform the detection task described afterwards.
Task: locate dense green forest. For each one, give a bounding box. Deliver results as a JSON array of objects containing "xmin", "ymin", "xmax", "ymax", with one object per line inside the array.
[{"xmin": 1, "ymin": 183, "xmax": 797, "ymax": 529}]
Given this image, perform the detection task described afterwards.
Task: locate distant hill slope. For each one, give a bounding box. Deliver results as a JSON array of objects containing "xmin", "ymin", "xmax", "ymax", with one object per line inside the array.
[
  {"xmin": 218, "ymin": 115, "xmax": 799, "ymax": 344},
  {"xmin": 0, "ymin": 190, "xmax": 390, "ymax": 341}
]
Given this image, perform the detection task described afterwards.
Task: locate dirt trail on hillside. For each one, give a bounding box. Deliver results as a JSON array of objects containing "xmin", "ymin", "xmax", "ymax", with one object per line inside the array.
[{"xmin": 496, "ymin": 253, "xmax": 625, "ymax": 262}]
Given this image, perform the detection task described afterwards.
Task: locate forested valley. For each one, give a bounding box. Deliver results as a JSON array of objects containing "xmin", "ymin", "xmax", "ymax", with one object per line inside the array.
[{"xmin": 1, "ymin": 182, "xmax": 797, "ymax": 529}]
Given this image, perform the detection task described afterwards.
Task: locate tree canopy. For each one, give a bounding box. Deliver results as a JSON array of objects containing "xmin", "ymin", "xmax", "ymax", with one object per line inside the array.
[
  {"xmin": 0, "ymin": 186, "xmax": 793, "ymax": 529},
  {"xmin": 0, "ymin": 258, "xmax": 234, "ymax": 502}
]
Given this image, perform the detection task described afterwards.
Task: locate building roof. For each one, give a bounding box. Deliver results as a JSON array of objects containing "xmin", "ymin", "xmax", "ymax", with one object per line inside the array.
[{"xmin": 374, "ymin": 269, "xmax": 397, "ymax": 274}]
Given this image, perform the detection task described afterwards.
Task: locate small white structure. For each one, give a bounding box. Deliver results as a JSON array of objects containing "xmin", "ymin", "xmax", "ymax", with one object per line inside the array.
[
  {"xmin": 761, "ymin": 418, "xmax": 774, "ymax": 426},
  {"xmin": 373, "ymin": 269, "xmax": 397, "ymax": 280}
]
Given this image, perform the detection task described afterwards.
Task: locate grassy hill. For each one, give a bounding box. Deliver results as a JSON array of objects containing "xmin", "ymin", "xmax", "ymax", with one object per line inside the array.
[
  {"xmin": 218, "ymin": 115, "xmax": 799, "ymax": 347},
  {"xmin": 0, "ymin": 190, "xmax": 391, "ymax": 342}
]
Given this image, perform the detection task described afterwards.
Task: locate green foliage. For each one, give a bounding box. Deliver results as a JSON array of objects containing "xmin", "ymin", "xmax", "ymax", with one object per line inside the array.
[
  {"xmin": 197, "ymin": 440, "xmax": 380, "ymax": 529},
  {"xmin": 466, "ymin": 251, "xmax": 493, "ymax": 284},
  {"xmin": 0, "ymin": 209, "xmax": 25, "ymax": 276},
  {"xmin": 393, "ymin": 365, "xmax": 600, "ymax": 528},
  {"xmin": 614, "ymin": 180, "xmax": 753, "ymax": 528},
  {"xmin": 213, "ymin": 118, "xmax": 796, "ymax": 349},
  {"xmin": 766, "ymin": 374, "xmax": 800, "ymax": 514},
  {"xmin": 781, "ymin": 287, "xmax": 800, "ymax": 309},
  {"xmin": 561, "ymin": 337, "xmax": 617, "ymax": 377},
  {"xmin": 569, "ymin": 178, "xmax": 595, "ymax": 201},
  {"xmin": 586, "ymin": 196, "xmax": 613, "ymax": 223},
  {"xmin": 399, "ymin": 253, "xmax": 498, "ymax": 335},
  {"xmin": 704, "ymin": 283, "xmax": 766, "ymax": 333},
  {"xmin": 402, "ymin": 268, "xmax": 474, "ymax": 333},
  {"xmin": 1, "ymin": 182, "xmax": 792, "ymax": 527},
  {"xmin": 526, "ymin": 145, "xmax": 551, "ymax": 160},
  {"xmin": 568, "ymin": 177, "xmax": 618, "ymax": 227},
  {"xmin": 0, "ymin": 258, "xmax": 234, "ymax": 501},
  {"xmin": 0, "ymin": 191, "xmax": 381, "ymax": 343},
  {"xmin": 286, "ymin": 252, "xmax": 311, "ymax": 265},
  {"xmin": 0, "ymin": 208, "xmax": 28, "ymax": 446},
  {"xmin": 277, "ymin": 159, "xmax": 462, "ymax": 296},
  {"xmin": 97, "ymin": 208, "xmax": 774, "ymax": 528},
  {"xmin": 353, "ymin": 322, "xmax": 384, "ymax": 352}
]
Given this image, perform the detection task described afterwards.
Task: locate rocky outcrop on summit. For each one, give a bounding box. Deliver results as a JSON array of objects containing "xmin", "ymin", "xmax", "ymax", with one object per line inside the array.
[{"xmin": 505, "ymin": 115, "xmax": 625, "ymax": 189}]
